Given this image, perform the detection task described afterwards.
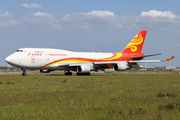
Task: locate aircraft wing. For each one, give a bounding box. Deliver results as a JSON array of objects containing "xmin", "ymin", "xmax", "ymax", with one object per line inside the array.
[
  {"xmin": 93, "ymin": 56, "xmax": 174, "ymax": 64},
  {"xmin": 68, "ymin": 56, "xmax": 175, "ymax": 66},
  {"xmin": 129, "ymin": 56, "xmax": 174, "ymax": 63},
  {"xmin": 66, "ymin": 56, "xmax": 174, "ymax": 72},
  {"xmin": 92, "ymin": 60, "xmax": 161, "ymax": 65}
]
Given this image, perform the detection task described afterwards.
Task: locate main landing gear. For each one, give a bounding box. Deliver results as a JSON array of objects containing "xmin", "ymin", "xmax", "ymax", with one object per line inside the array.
[
  {"xmin": 21, "ymin": 69, "xmax": 27, "ymax": 76},
  {"xmin": 76, "ymin": 72, "xmax": 91, "ymax": 75},
  {"xmin": 65, "ymin": 70, "xmax": 72, "ymax": 75}
]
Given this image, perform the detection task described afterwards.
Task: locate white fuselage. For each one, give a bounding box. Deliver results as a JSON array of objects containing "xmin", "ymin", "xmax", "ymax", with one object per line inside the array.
[{"xmin": 5, "ymin": 48, "xmax": 114, "ymax": 70}]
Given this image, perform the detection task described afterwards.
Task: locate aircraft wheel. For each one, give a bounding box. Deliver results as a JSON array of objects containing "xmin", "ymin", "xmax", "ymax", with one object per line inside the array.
[
  {"xmin": 65, "ymin": 72, "xmax": 72, "ymax": 75},
  {"xmin": 22, "ymin": 72, "xmax": 27, "ymax": 76},
  {"xmin": 21, "ymin": 68, "xmax": 27, "ymax": 76},
  {"xmin": 76, "ymin": 73, "xmax": 91, "ymax": 75}
]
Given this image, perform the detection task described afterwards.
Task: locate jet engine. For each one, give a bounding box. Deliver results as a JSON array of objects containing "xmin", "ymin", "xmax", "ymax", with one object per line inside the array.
[
  {"xmin": 77, "ymin": 65, "xmax": 92, "ymax": 73},
  {"xmin": 113, "ymin": 62, "xmax": 128, "ymax": 71}
]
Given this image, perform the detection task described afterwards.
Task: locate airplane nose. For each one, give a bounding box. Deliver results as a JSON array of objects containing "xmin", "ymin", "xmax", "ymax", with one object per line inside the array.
[{"xmin": 5, "ymin": 56, "xmax": 11, "ymax": 63}]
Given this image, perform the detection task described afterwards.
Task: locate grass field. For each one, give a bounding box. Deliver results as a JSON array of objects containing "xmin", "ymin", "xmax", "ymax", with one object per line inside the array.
[{"xmin": 0, "ymin": 71, "xmax": 180, "ymax": 120}]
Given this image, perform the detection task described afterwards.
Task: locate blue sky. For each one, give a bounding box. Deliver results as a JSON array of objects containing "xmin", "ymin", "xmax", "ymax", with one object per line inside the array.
[{"xmin": 0, "ymin": 0, "xmax": 180, "ymax": 66}]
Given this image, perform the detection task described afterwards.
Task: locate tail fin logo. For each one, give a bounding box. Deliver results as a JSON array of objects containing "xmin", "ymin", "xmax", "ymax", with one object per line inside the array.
[{"xmin": 125, "ymin": 34, "xmax": 143, "ymax": 52}]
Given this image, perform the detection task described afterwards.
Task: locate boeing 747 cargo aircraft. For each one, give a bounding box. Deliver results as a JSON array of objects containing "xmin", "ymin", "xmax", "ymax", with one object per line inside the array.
[{"xmin": 5, "ymin": 30, "xmax": 174, "ymax": 76}]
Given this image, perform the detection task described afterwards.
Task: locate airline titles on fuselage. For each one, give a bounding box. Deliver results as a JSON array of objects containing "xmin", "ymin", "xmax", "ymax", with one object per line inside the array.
[
  {"xmin": 49, "ymin": 53, "xmax": 67, "ymax": 56},
  {"xmin": 27, "ymin": 52, "xmax": 67, "ymax": 57}
]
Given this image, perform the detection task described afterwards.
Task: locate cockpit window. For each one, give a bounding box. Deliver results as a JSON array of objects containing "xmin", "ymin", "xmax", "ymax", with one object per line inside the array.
[{"xmin": 16, "ymin": 50, "xmax": 23, "ymax": 52}]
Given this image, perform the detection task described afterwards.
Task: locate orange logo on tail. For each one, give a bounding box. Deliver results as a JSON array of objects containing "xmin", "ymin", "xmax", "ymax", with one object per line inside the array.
[
  {"xmin": 125, "ymin": 34, "xmax": 143, "ymax": 52},
  {"xmin": 121, "ymin": 30, "xmax": 147, "ymax": 54}
]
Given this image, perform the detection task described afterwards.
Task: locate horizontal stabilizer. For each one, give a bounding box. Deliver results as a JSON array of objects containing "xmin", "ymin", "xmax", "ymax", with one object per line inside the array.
[{"xmin": 131, "ymin": 53, "xmax": 162, "ymax": 60}]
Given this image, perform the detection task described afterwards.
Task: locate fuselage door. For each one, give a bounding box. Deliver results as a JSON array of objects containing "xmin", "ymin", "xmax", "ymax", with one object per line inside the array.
[
  {"xmin": 31, "ymin": 56, "xmax": 35, "ymax": 63},
  {"xmin": 43, "ymin": 48, "xmax": 47, "ymax": 55}
]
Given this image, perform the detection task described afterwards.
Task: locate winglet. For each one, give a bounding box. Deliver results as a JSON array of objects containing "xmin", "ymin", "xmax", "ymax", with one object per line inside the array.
[
  {"xmin": 160, "ymin": 56, "xmax": 175, "ymax": 62},
  {"xmin": 165, "ymin": 56, "xmax": 175, "ymax": 61}
]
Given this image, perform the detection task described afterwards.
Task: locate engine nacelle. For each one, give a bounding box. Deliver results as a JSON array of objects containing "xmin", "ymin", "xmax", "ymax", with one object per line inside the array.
[
  {"xmin": 77, "ymin": 65, "xmax": 91, "ymax": 73},
  {"xmin": 114, "ymin": 62, "xmax": 128, "ymax": 71},
  {"xmin": 40, "ymin": 70, "xmax": 51, "ymax": 73}
]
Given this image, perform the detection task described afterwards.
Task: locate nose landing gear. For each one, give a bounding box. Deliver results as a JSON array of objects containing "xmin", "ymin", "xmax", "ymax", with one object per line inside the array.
[{"xmin": 21, "ymin": 69, "xmax": 27, "ymax": 76}]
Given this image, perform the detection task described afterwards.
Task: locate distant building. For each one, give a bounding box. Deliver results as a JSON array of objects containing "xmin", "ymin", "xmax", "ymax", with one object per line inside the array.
[{"xmin": 165, "ymin": 66, "xmax": 177, "ymax": 71}]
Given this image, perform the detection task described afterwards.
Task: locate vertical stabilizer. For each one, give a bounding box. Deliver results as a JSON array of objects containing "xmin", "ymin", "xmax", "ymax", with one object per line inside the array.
[{"xmin": 121, "ymin": 30, "xmax": 147, "ymax": 53}]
